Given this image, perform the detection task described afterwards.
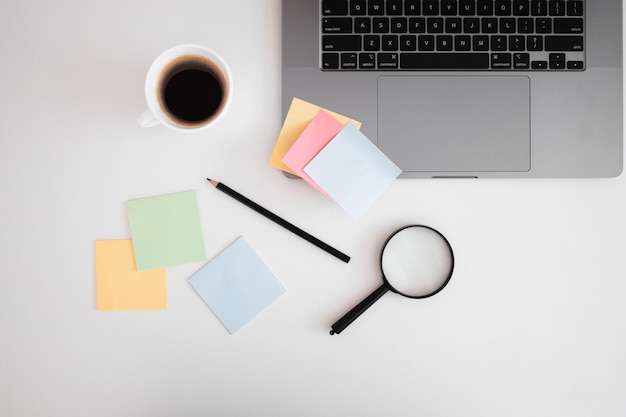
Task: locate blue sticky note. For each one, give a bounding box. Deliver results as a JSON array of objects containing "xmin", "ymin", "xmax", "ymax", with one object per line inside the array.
[
  {"xmin": 303, "ymin": 123, "xmax": 401, "ymax": 220},
  {"xmin": 188, "ymin": 237, "xmax": 286, "ymax": 334}
]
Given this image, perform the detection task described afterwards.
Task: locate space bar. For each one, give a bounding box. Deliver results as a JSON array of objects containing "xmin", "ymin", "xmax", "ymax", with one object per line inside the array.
[{"xmin": 400, "ymin": 53, "xmax": 490, "ymax": 69}]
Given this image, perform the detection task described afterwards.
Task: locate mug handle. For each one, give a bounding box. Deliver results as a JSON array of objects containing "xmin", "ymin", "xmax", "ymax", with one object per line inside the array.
[{"xmin": 138, "ymin": 110, "xmax": 160, "ymax": 128}]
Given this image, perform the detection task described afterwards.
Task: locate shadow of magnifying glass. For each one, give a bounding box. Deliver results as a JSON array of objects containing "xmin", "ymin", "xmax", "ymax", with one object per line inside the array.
[{"xmin": 330, "ymin": 225, "xmax": 454, "ymax": 335}]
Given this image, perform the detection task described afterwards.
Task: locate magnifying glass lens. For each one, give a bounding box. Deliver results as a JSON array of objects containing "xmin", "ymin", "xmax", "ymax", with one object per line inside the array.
[{"xmin": 381, "ymin": 226, "xmax": 453, "ymax": 298}]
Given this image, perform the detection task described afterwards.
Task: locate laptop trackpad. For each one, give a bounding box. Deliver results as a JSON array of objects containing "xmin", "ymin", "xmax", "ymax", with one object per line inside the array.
[{"xmin": 378, "ymin": 76, "xmax": 530, "ymax": 173}]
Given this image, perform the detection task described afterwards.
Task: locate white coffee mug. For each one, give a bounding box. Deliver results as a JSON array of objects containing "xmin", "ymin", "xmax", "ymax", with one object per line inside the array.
[{"xmin": 139, "ymin": 44, "xmax": 233, "ymax": 132}]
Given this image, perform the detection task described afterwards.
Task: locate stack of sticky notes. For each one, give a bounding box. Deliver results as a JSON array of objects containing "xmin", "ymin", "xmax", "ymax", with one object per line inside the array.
[
  {"xmin": 94, "ymin": 190, "xmax": 286, "ymax": 334},
  {"xmin": 270, "ymin": 98, "xmax": 401, "ymax": 220}
]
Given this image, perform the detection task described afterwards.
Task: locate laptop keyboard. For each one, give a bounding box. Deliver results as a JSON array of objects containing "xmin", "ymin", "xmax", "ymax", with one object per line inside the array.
[{"xmin": 321, "ymin": 0, "xmax": 585, "ymax": 71}]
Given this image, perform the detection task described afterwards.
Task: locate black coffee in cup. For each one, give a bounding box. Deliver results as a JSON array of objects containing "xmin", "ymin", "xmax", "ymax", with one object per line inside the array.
[{"xmin": 157, "ymin": 54, "xmax": 227, "ymax": 128}]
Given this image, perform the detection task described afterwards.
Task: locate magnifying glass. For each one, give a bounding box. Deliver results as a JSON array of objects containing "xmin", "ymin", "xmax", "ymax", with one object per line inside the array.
[{"xmin": 330, "ymin": 225, "xmax": 454, "ymax": 335}]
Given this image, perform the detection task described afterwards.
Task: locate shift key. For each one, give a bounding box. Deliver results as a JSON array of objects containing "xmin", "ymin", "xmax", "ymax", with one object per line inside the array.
[
  {"xmin": 322, "ymin": 35, "xmax": 361, "ymax": 51},
  {"xmin": 545, "ymin": 36, "xmax": 583, "ymax": 51}
]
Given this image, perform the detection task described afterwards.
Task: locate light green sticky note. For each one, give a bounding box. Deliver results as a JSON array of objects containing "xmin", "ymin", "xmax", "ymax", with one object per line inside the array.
[{"xmin": 127, "ymin": 190, "xmax": 207, "ymax": 271}]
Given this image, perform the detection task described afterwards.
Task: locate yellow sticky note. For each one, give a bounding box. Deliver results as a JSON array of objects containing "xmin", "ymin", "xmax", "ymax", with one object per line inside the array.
[
  {"xmin": 95, "ymin": 240, "xmax": 167, "ymax": 311},
  {"xmin": 269, "ymin": 98, "xmax": 362, "ymax": 175}
]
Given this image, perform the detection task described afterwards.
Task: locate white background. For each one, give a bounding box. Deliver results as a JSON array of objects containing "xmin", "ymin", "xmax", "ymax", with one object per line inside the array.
[{"xmin": 0, "ymin": 1, "xmax": 625, "ymax": 416}]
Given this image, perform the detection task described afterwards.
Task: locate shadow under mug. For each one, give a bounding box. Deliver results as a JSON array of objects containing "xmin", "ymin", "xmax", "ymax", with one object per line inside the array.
[{"xmin": 139, "ymin": 44, "xmax": 233, "ymax": 132}]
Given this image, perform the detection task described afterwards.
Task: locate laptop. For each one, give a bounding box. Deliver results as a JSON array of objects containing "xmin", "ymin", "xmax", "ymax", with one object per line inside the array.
[{"xmin": 281, "ymin": 0, "xmax": 623, "ymax": 178}]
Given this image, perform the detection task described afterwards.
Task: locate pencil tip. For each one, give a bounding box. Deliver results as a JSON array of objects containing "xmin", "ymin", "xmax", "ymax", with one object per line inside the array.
[{"xmin": 207, "ymin": 178, "xmax": 218, "ymax": 187}]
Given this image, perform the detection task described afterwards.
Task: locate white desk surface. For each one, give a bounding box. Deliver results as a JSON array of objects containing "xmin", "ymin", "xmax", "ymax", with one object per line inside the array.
[{"xmin": 1, "ymin": 1, "xmax": 625, "ymax": 416}]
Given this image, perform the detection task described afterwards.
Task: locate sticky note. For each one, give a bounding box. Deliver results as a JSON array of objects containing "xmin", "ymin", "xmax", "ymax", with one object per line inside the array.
[
  {"xmin": 188, "ymin": 237, "xmax": 286, "ymax": 334},
  {"xmin": 127, "ymin": 190, "xmax": 206, "ymax": 271},
  {"xmin": 269, "ymin": 97, "xmax": 361, "ymax": 175},
  {"xmin": 94, "ymin": 240, "xmax": 167, "ymax": 311},
  {"xmin": 281, "ymin": 109, "xmax": 346, "ymax": 197},
  {"xmin": 304, "ymin": 123, "xmax": 401, "ymax": 220}
]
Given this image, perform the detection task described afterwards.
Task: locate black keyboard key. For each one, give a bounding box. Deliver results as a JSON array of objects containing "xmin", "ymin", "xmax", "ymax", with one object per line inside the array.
[
  {"xmin": 378, "ymin": 53, "xmax": 399, "ymax": 69},
  {"xmin": 455, "ymin": 35, "xmax": 472, "ymax": 51},
  {"xmin": 549, "ymin": 52, "xmax": 565, "ymax": 65},
  {"xmin": 391, "ymin": 17, "xmax": 408, "ymax": 33},
  {"xmin": 405, "ymin": 0, "xmax": 421, "ymax": 15},
  {"xmin": 350, "ymin": 0, "xmax": 367, "ymax": 15},
  {"xmin": 354, "ymin": 17, "xmax": 371, "ymax": 33},
  {"xmin": 491, "ymin": 53, "xmax": 512, "ymax": 69},
  {"xmin": 549, "ymin": 0, "xmax": 566, "ymax": 16},
  {"xmin": 446, "ymin": 18, "xmax": 463, "ymax": 33},
  {"xmin": 491, "ymin": 35, "xmax": 507, "ymax": 51},
  {"xmin": 545, "ymin": 35, "xmax": 583, "ymax": 51},
  {"xmin": 554, "ymin": 18, "xmax": 584, "ymax": 34},
  {"xmin": 423, "ymin": 0, "xmax": 440, "ymax": 15},
  {"xmin": 341, "ymin": 53, "xmax": 358, "ymax": 68},
  {"xmin": 369, "ymin": 0, "xmax": 385, "ymax": 15},
  {"xmin": 364, "ymin": 35, "xmax": 381, "ymax": 51},
  {"xmin": 567, "ymin": 1, "xmax": 583, "ymax": 16},
  {"xmin": 441, "ymin": 0, "xmax": 458, "ymax": 15},
  {"xmin": 567, "ymin": 60, "xmax": 584, "ymax": 70},
  {"xmin": 518, "ymin": 18, "xmax": 534, "ymax": 33},
  {"xmin": 400, "ymin": 53, "xmax": 490, "ymax": 69},
  {"xmin": 464, "ymin": 18, "xmax": 480, "ymax": 33},
  {"xmin": 495, "ymin": 0, "xmax": 512, "ymax": 15},
  {"xmin": 513, "ymin": 0, "xmax": 530, "ymax": 16},
  {"xmin": 322, "ymin": 35, "xmax": 361, "ymax": 51},
  {"xmin": 536, "ymin": 18, "xmax": 552, "ymax": 33},
  {"xmin": 373, "ymin": 17, "xmax": 390, "ymax": 32},
  {"xmin": 322, "ymin": 0, "xmax": 348, "ymax": 15},
  {"xmin": 409, "ymin": 17, "xmax": 426, "ymax": 33},
  {"xmin": 477, "ymin": 0, "xmax": 494, "ymax": 15},
  {"xmin": 387, "ymin": 0, "xmax": 403, "ymax": 15},
  {"xmin": 513, "ymin": 52, "xmax": 530, "ymax": 69},
  {"xmin": 437, "ymin": 35, "xmax": 454, "ymax": 51},
  {"xmin": 549, "ymin": 60, "xmax": 565, "ymax": 69},
  {"xmin": 473, "ymin": 35, "xmax": 490, "ymax": 50},
  {"xmin": 359, "ymin": 53, "xmax": 376, "ymax": 69},
  {"xmin": 400, "ymin": 35, "xmax": 417, "ymax": 50},
  {"xmin": 382, "ymin": 35, "xmax": 399, "ymax": 50},
  {"xmin": 322, "ymin": 18, "xmax": 352, "ymax": 33},
  {"xmin": 527, "ymin": 35, "xmax": 543, "ymax": 51},
  {"xmin": 428, "ymin": 17, "xmax": 444, "ymax": 33},
  {"xmin": 459, "ymin": 0, "xmax": 476, "ymax": 15},
  {"xmin": 509, "ymin": 35, "xmax": 525, "ymax": 50},
  {"xmin": 322, "ymin": 53, "xmax": 340, "ymax": 69},
  {"xmin": 500, "ymin": 18, "xmax": 516, "ymax": 33},
  {"xmin": 482, "ymin": 18, "xmax": 498, "ymax": 33},
  {"xmin": 531, "ymin": 0, "xmax": 548, "ymax": 16},
  {"xmin": 418, "ymin": 35, "xmax": 436, "ymax": 51}
]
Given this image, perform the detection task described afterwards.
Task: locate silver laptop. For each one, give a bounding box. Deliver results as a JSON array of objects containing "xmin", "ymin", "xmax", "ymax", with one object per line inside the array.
[{"xmin": 281, "ymin": 0, "xmax": 623, "ymax": 178}]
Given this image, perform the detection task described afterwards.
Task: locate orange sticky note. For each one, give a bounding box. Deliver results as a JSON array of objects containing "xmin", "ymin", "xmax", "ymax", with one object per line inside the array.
[
  {"xmin": 95, "ymin": 240, "xmax": 167, "ymax": 311},
  {"xmin": 269, "ymin": 98, "xmax": 361, "ymax": 175}
]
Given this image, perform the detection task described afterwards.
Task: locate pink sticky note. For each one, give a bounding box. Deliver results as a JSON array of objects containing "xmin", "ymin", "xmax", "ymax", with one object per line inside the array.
[{"xmin": 281, "ymin": 110, "xmax": 346, "ymax": 197}]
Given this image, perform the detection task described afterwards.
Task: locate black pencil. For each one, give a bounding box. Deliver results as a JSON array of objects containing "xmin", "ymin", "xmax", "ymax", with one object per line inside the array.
[{"xmin": 207, "ymin": 179, "xmax": 350, "ymax": 263}]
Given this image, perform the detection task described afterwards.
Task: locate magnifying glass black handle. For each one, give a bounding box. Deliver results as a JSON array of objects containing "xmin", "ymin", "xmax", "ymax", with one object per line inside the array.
[{"xmin": 330, "ymin": 284, "xmax": 389, "ymax": 335}]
